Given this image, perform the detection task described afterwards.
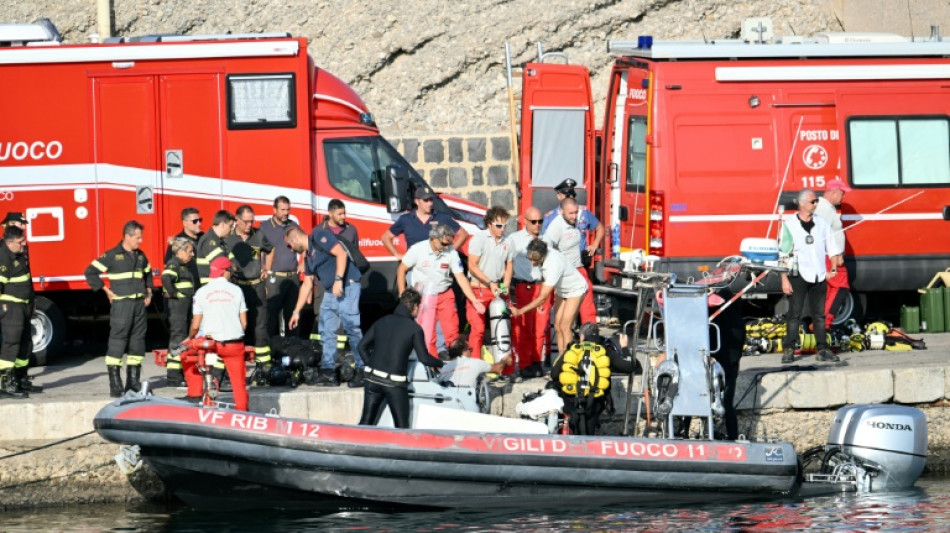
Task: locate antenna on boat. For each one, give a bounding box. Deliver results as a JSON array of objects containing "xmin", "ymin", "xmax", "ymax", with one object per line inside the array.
[{"xmin": 765, "ymin": 115, "xmax": 805, "ymax": 240}]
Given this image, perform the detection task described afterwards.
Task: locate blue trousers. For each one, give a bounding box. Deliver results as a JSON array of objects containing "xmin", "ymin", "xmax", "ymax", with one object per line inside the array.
[{"xmin": 318, "ymin": 280, "xmax": 364, "ymax": 370}]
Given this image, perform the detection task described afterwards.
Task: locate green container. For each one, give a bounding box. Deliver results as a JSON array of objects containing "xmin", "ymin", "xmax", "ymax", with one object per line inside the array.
[
  {"xmin": 944, "ymin": 289, "xmax": 950, "ymax": 332},
  {"xmin": 920, "ymin": 286, "xmax": 946, "ymax": 333},
  {"xmin": 901, "ymin": 305, "xmax": 920, "ymax": 334}
]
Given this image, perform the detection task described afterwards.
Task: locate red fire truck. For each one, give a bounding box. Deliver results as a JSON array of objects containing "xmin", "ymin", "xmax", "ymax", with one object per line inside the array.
[
  {"xmin": 517, "ymin": 20, "xmax": 950, "ymax": 324},
  {"xmin": 0, "ymin": 20, "xmax": 485, "ymax": 364}
]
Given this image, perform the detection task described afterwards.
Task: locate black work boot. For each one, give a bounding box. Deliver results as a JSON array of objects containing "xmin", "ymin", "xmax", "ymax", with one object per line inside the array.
[
  {"xmin": 108, "ymin": 366, "xmax": 124, "ymax": 398},
  {"xmin": 125, "ymin": 365, "xmax": 142, "ymax": 393},
  {"xmin": 347, "ymin": 368, "xmax": 364, "ymax": 388},
  {"xmin": 315, "ymin": 368, "xmax": 339, "ymax": 387},
  {"xmin": 0, "ymin": 370, "xmax": 28, "ymax": 399},
  {"xmin": 781, "ymin": 349, "xmax": 795, "ymax": 365},
  {"xmin": 166, "ymin": 368, "xmax": 186, "ymax": 388},
  {"xmin": 14, "ymin": 367, "xmax": 42, "ymax": 393},
  {"xmin": 250, "ymin": 363, "xmax": 272, "ymax": 386}
]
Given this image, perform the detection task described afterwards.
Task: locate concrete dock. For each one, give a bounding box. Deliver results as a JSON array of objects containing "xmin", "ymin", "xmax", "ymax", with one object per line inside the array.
[{"xmin": 2, "ymin": 334, "xmax": 949, "ymax": 509}]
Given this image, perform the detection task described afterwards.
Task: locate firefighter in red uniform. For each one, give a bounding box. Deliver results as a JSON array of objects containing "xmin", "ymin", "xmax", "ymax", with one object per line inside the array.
[
  {"xmin": 85, "ymin": 220, "xmax": 154, "ymax": 397},
  {"xmin": 0, "ymin": 225, "xmax": 34, "ymax": 399}
]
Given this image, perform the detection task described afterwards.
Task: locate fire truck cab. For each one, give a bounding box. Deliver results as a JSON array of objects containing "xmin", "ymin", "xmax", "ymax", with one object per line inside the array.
[
  {"xmin": 519, "ymin": 19, "xmax": 950, "ymax": 324},
  {"xmin": 0, "ymin": 20, "xmax": 485, "ymax": 364}
]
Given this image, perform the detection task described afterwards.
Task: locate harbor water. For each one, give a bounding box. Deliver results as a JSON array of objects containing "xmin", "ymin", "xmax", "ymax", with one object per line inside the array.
[{"xmin": 4, "ymin": 476, "xmax": 950, "ymax": 532}]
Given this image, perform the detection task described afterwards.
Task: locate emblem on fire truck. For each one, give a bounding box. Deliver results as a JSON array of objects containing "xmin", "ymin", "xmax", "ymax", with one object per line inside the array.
[{"xmin": 802, "ymin": 144, "xmax": 829, "ymax": 170}]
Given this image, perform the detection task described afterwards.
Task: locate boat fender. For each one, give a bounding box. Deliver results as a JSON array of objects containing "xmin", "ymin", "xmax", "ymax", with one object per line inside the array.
[
  {"xmin": 710, "ymin": 360, "xmax": 726, "ymax": 416},
  {"xmin": 558, "ymin": 342, "xmax": 611, "ymax": 398},
  {"xmin": 653, "ymin": 360, "xmax": 679, "ymax": 417}
]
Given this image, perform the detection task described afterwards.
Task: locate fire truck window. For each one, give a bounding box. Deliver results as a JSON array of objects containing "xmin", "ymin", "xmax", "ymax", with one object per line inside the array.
[
  {"xmin": 626, "ymin": 116, "xmax": 647, "ymax": 191},
  {"xmin": 227, "ymin": 74, "xmax": 295, "ymax": 129},
  {"xmin": 531, "ymin": 109, "xmax": 585, "ymax": 188},
  {"xmin": 325, "ymin": 140, "xmax": 375, "ymax": 202},
  {"xmin": 899, "ymin": 120, "xmax": 950, "ymax": 185},
  {"xmin": 849, "ymin": 118, "xmax": 950, "ymax": 186},
  {"xmin": 325, "ymin": 138, "xmax": 414, "ymax": 204}
]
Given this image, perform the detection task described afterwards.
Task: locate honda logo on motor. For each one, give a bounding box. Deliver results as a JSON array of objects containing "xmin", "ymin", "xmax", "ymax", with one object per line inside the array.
[
  {"xmin": 0, "ymin": 141, "xmax": 63, "ymax": 162},
  {"xmin": 867, "ymin": 420, "xmax": 912, "ymax": 431}
]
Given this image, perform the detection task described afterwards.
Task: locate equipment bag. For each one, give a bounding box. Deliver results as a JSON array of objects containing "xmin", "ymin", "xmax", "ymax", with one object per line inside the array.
[{"xmin": 885, "ymin": 327, "xmax": 927, "ymax": 351}]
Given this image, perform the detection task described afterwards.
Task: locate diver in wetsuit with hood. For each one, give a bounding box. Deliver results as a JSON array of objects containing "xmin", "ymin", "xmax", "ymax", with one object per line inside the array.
[{"xmin": 357, "ymin": 288, "xmax": 444, "ymax": 428}]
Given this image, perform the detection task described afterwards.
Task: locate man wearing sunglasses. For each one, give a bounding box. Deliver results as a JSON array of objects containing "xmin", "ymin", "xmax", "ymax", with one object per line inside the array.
[
  {"xmin": 508, "ymin": 206, "xmax": 548, "ymax": 378},
  {"xmin": 164, "ymin": 207, "xmax": 203, "ymax": 264},
  {"xmin": 396, "ymin": 224, "xmax": 485, "ymax": 359},
  {"xmin": 162, "ymin": 207, "xmax": 202, "ymax": 386},
  {"xmin": 779, "ymin": 189, "xmax": 842, "ymax": 365},
  {"xmin": 465, "ymin": 206, "xmax": 513, "ymax": 363}
]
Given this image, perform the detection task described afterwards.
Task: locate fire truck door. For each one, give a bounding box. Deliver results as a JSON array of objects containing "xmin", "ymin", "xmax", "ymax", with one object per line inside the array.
[
  {"xmin": 519, "ymin": 63, "xmax": 595, "ymax": 217},
  {"xmin": 92, "ymin": 76, "xmax": 161, "ymax": 254},
  {"xmin": 157, "ymin": 74, "xmax": 223, "ymax": 237},
  {"xmin": 93, "ymin": 74, "xmax": 222, "ymax": 262}
]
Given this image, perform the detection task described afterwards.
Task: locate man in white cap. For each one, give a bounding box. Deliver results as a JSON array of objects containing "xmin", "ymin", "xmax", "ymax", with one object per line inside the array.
[{"xmin": 815, "ymin": 179, "xmax": 850, "ymax": 328}]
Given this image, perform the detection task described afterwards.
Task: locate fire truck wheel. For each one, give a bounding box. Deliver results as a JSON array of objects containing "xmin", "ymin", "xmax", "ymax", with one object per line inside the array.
[
  {"xmin": 831, "ymin": 291, "xmax": 863, "ymax": 326},
  {"xmin": 30, "ymin": 296, "xmax": 66, "ymax": 366}
]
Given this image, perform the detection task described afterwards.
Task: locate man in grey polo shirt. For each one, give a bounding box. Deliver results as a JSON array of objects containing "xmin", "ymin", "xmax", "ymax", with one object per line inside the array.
[
  {"xmin": 465, "ymin": 206, "xmax": 513, "ymax": 360},
  {"xmin": 260, "ymin": 196, "xmax": 302, "ymax": 338}
]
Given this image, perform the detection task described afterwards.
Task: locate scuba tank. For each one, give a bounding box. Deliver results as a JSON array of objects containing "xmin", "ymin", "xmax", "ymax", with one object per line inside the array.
[{"xmin": 487, "ymin": 292, "xmax": 513, "ymax": 366}]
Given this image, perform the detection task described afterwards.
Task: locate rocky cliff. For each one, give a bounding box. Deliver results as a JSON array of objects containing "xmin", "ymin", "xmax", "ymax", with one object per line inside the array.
[
  {"xmin": 5, "ymin": 0, "xmax": 842, "ymax": 135},
  {"xmin": 8, "ymin": 1, "xmax": 950, "ymax": 135}
]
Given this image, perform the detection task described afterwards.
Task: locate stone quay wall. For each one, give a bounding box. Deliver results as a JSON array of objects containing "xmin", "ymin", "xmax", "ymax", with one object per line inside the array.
[{"xmin": 390, "ymin": 133, "xmax": 518, "ymax": 213}]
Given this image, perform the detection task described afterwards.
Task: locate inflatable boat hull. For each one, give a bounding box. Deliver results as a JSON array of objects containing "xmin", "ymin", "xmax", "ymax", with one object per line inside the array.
[{"xmin": 94, "ymin": 397, "xmax": 800, "ymax": 510}]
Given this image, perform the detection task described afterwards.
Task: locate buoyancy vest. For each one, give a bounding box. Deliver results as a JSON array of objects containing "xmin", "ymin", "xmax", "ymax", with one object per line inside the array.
[{"xmin": 557, "ymin": 341, "xmax": 611, "ymax": 398}]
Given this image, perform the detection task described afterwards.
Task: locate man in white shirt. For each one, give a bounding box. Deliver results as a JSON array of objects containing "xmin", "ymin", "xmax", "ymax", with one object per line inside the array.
[
  {"xmin": 187, "ymin": 256, "xmax": 249, "ymax": 410},
  {"xmin": 509, "ymin": 206, "xmax": 548, "ymax": 376},
  {"xmin": 510, "ymin": 239, "xmax": 588, "ymax": 357},
  {"xmin": 779, "ymin": 189, "xmax": 843, "ymax": 365},
  {"xmin": 543, "ymin": 198, "xmax": 598, "ymax": 324},
  {"xmin": 815, "ymin": 179, "xmax": 851, "ymax": 329},
  {"xmin": 397, "ymin": 224, "xmax": 486, "ymax": 358},
  {"xmin": 439, "ymin": 339, "xmax": 505, "ymax": 388},
  {"xmin": 466, "ymin": 206, "xmax": 513, "ymax": 360}
]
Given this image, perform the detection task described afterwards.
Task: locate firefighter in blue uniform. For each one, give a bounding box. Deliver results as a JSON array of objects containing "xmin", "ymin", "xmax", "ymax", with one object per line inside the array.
[
  {"xmin": 0, "ymin": 225, "xmax": 35, "ymax": 399},
  {"xmin": 85, "ymin": 220, "xmax": 154, "ymax": 397}
]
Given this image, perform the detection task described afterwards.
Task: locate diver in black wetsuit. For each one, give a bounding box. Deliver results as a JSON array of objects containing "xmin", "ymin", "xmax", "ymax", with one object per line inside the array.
[{"xmin": 357, "ymin": 288, "xmax": 444, "ymax": 428}]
